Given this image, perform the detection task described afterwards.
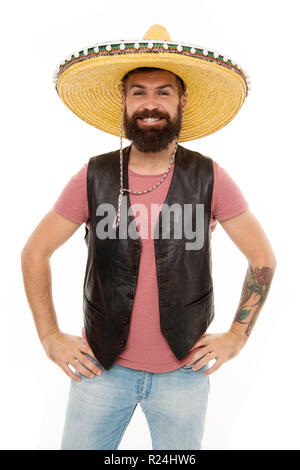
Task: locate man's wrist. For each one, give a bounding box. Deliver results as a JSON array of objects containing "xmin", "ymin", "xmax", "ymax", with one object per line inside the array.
[
  {"xmin": 227, "ymin": 327, "xmax": 248, "ymax": 352},
  {"xmin": 40, "ymin": 328, "xmax": 61, "ymax": 349}
]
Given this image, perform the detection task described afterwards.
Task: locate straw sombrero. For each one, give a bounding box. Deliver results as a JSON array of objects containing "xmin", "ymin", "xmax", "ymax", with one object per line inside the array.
[{"xmin": 54, "ymin": 24, "xmax": 250, "ymax": 141}]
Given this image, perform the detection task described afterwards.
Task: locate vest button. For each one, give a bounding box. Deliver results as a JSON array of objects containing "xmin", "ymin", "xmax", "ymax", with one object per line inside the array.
[
  {"xmin": 127, "ymin": 292, "xmax": 134, "ymax": 299},
  {"xmin": 120, "ymin": 338, "xmax": 126, "ymax": 347},
  {"xmin": 122, "ymin": 315, "xmax": 129, "ymax": 325}
]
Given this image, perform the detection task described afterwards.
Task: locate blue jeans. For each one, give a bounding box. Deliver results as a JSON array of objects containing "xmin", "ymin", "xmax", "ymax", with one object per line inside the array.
[{"xmin": 61, "ymin": 355, "xmax": 210, "ymax": 450}]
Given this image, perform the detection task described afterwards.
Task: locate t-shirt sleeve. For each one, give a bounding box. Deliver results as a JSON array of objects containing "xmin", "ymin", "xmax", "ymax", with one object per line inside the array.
[
  {"xmin": 52, "ymin": 163, "xmax": 89, "ymax": 224},
  {"xmin": 211, "ymin": 160, "xmax": 249, "ymax": 231}
]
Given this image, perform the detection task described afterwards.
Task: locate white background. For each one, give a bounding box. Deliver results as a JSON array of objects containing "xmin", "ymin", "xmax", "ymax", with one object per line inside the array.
[{"xmin": 1, "ymin": 0, "xmax": 299, "ymax": 450}]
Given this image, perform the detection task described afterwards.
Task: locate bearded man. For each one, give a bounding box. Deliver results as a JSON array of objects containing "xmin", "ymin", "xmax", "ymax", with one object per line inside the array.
[{"xmin": 21, "ymin": 25, "xmax": 276, "ymax": 450}]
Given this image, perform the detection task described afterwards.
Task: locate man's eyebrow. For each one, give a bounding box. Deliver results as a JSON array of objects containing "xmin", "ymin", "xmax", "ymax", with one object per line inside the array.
[{"xmin": 129, "ymin": 83, "xmax": 175, "ymax": 90}]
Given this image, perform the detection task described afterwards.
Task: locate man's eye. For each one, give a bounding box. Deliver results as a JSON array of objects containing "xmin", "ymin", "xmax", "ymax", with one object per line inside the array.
[
  {"xmin": 133, "ymin": 91, "xmax": 144, "ymax": 95},
  {"xmin": 159, "ymin": 91, "xmax": 169, "ymax": 95}
]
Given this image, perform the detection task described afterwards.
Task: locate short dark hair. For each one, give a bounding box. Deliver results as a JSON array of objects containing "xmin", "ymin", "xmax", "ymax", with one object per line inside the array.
[{"xmin": 121, "ymin": 67, "xmax": 185, "ymax": 97}]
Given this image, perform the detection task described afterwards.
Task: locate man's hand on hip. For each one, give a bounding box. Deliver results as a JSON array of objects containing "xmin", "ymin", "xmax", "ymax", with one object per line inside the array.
[
  {"xmin": 41, "ymin": 331, "xmax": 103, "ymax": 382},
  {"xmin": 186, "ymin": 331, "xmax": 247, "ymax": 375}
]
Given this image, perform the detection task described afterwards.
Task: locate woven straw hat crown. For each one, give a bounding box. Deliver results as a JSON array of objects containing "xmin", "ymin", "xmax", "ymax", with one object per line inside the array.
[
  {"xmin": 55, "ymin": 24, "xmax": 249, "ymax": 141},
  {"xmin": 143, "ymin": 24, "xmax": 171, "ymax": 41}
]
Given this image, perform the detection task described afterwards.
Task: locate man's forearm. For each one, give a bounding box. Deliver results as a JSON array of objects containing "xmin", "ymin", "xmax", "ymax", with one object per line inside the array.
[
  {"xmin": 229, "ymin": 260, "xmax": 276, "ymax": 342},
  {"xmin": 21, "ymin": 249, "xmax": 60, "ymax": 345},
  {"xmin": 21, "ymin": 247, "xmax": 103, "ymax": 381}
]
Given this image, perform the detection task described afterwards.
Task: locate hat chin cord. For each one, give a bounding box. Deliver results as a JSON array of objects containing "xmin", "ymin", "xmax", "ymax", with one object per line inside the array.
[{"xmin": 112, "ymin": 89, "xmax": 188, "ymax": 230}]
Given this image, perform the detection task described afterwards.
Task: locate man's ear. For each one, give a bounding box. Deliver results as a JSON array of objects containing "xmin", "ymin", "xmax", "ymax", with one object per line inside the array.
[
  {"xmin": 180, "ymin": 93, "xmax": 185, "ymax": 112},
  {"xmin": 180, "ymin": 89, "xmax": 188, "ymax": 111}
]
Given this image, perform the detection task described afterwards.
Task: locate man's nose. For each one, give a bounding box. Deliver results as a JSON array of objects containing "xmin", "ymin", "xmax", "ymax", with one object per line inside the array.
[
  {"xmin": 143, "ymin": 104, "xmax": 159, "ymax": 112},
  {"xmin": 142, "ymin": 98, "xmax": 159, "ymax": 111}
]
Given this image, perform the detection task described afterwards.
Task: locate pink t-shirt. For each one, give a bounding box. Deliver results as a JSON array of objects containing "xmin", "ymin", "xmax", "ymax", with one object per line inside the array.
[{"xmin": 53, "ymin": 155, "xmax": 249, "ymax": 372}]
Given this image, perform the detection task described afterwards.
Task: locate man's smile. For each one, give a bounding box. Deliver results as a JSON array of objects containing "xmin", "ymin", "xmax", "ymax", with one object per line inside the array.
[{"xmin": 137, "ymin": 117, "xmax": 166, "ymax": 126}]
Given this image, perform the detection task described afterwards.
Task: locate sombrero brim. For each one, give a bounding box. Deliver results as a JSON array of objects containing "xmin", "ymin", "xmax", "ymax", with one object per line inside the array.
[{"xmin": 55, "ymin": 43, "xmax": 248, "ymax": 141}]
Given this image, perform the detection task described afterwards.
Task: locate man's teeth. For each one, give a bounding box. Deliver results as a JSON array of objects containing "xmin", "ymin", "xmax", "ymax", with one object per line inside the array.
[{"xmin": 142, "ymin": 118, "xmax": 160, "ymax": 122}]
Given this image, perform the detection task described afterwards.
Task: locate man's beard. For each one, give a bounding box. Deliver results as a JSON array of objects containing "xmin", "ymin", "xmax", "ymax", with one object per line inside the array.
[{"xmin": 123, "ymin": 103, "xmax": 182, "ymax": 153}]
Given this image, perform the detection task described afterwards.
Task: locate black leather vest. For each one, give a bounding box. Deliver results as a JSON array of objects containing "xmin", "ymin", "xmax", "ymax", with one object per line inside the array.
[{"xmin": 83, "ymin": 144, "xmax": 215, "ymax": 370}]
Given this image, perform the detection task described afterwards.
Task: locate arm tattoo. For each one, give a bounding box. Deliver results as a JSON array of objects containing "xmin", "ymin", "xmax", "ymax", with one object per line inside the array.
[{"xmin": 234, "ymin": 264, "xmax": 275, "ymax": 336}]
